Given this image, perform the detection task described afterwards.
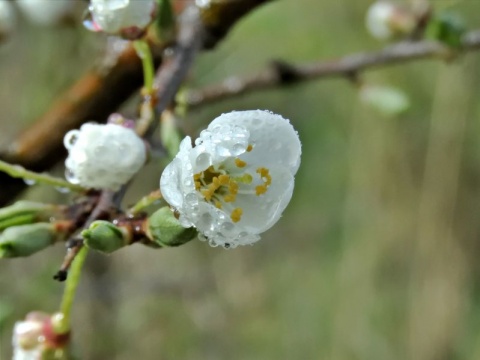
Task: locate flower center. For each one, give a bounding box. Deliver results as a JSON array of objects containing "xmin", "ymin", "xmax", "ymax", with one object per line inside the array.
[{"xmin": 193, "ymin": 146, "xmax": 272, "ymax": 224}]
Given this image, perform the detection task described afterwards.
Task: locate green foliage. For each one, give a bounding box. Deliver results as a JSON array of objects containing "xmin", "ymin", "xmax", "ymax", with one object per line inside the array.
[{"xmin": 426, "ymin": 11, "xmax": 467, "ymax": 49}]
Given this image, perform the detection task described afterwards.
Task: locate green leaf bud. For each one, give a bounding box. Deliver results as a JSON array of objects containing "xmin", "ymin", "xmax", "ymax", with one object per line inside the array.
[
  {"xmin": 0, "ymin": 223, "xmax": 62, "ymax": 258},
  {"xmin": 147, "ymin": 207, "xmax": 197, "ymax": 247},
  {"xmin": 426, "ymin": 12, "xmax": 466, "ymax": 49},
  {"xmin": 82, "ymin": 220, "xmax": 131, "ymax": 254},
  {"xmin": 0, "ymin": 201, "xmax": 64, "ymax": 231}
]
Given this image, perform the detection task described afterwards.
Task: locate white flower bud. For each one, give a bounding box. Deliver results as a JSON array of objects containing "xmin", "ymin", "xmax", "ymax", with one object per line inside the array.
[
  {"xmin": 160, "ymin": 110, "xmax": 302, "ymax": 248},
  {"xmin": 16, "ymin": 0, "xmax": 75, "ymax": 26},
  {"xmin": 366, "ymin": 1, "xmax": 416, "ymax": 40},
  {"xmin": 64, "ymin": 123, "xmax": 147, "ymax": 191},
  {"xmin": 89, "ymin": 0, "xmax": 157, "ymax": 39},
  {"xmin": 0, "ymin": 0, "xmax": 15, "ymax": 43}
]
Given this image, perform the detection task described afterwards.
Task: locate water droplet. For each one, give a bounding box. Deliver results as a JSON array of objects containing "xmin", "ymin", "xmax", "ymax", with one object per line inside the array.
[
  {"xmin": 215, "ymin": 145, "xmax": 231, "ymax": 157},
  {"xmin": 65, "ymin": 169, "xmax": 80, "ymax": 184},
  {"xmin": 195, "ymin": 152, "xmax": 212, "ymax": 169},
  {"xmin": 82, "ymin": 9, "xmax": 101, "ymax": 32},
  {"xmin": 185, "ymin": 192, "xmax": 198, "ymax": 205},
  {"xmin": 54, "ymin": 186, "xmax": 71, "ymax": 194},
  {"xmin": 208, "ymin": 239, "xmax": 219, "ymax": 247},
  {"xmin": 23, "ymin": 179, "xmax": 36, "ymax": 186},
  {"xmin": 199, "ymin": 212, "xmax": 213, "ymax": 230},
  {"xmin": 220, "ymin": 221, "xmax": 235, "ymax": 236},
  {"xmin": 232, "ymin": 143, "xmax": 245, "ymax": 156}
]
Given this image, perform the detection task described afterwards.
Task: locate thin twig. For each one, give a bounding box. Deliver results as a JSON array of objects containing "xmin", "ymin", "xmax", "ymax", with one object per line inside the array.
[{"xmin": 185, "ymin": 30, "xmax": 480, "ymax": 109}]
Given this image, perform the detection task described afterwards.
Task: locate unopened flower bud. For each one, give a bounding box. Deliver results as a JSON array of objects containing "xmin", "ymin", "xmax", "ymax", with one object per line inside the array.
[
  {"xmin": 13, "ymin": 312, "xmax": 70, "ymax": 360},
  {"xmin": 17, "ymin": 0, "xmax": 76, "ymax": 26},
  {"xmin": 0, "ymin": 223, "xmax": 67, "ymax": 258},
  {"xmin": 146, "ymin": 207, "xmax": 197, "ymax": 247},
  {"xmin": 360, "ymin": 84, "xmax": 410, "ymax": 116},
  {"xmin": 64, "ymin": 123, "xmax": 147, "ymax": 191},
  {"xmin": 0, "ymin": 0, "xmax": 15, "ymax": 43},
  {"xmin": 366, "ymin": 1, "xmax": 416, "ymax": 40},
  {"xmin": 0, "ymin": 201, "xmax": 65, "ymax": 231},
  {"xmin": 82, "ymin": 220, "xmax": 131, "ymax": 254},
  {"xmin": 88, "ymin": 0, "xmax": 157, "ymax": 40}
]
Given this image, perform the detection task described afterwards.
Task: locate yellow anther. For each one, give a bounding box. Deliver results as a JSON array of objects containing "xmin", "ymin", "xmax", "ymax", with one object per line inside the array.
[
  {"xmin": 229, "ymin": 181, "xmax": 239, "ymax": 195},
  {"xmin": 235, "ymin": 158, "xmax": 247, "ymax": 168},
  {"xmin": 215, "ymin": 201, "xmax": 223, "ymax": 209},
  {"xmin": 246, "ymin": 144, "xmax": 253, "ymax": 152},
  {"xmin": 231, "ymin": 208, "xmax": 243, "ymax": 223},
  {"xmin": 257, "ymin": 167, "xmax": 269, "ymax": 178},
  {"xmin": 218, "ymin": 174, "xmax": 230, "ymax": 185},
  {"xmin": 212, "ymin": 177, "xmax": 220, "ymax": 187},
  {"xmin": 195, "ymin": 181, "xmax": 201, "ymax": 190},
  {"xmin": 256, "ymin": 185, "xmax": 267, "ymax": 196},
  {"xmin": 224, "ymin": 194, "xmax": 236, "ymax": 203},
  {"xmin": 265, "ymin": 173, "xmax": 272, "ymax": 186},
  {"xmin": 194, "ymin": 173, "xmax": 201, "ymax": 181},
  {"xmin": 202, "ymin": 189, "xmax": 214, "ymax": 201}
]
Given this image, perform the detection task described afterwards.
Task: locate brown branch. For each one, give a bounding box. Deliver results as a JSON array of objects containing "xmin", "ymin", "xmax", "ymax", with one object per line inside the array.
[{"xmin": 185, "ymin": 30, "xmax": 480, "ymax": 109}]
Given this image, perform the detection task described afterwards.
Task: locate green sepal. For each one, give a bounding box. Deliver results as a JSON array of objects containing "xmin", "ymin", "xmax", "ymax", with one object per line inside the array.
[
  {"xmin": 425, "ymin": 12, "xmax": 467, "ymax": 49},
  {"xmin": 82, "ymin": 221, "xmax": 130, "ymax": 254},
  {"xmin": 0, "ymin": 223, "xmax": 60, "ymax": 258},
  {"xmin": 0, "ymin": 201, "xmax": 62, "ymax": 231},
  {"xmin": 147, "ymin": 207, "xmax": 197, "ymax": 247},
  {"xmin": 154, "ymin": 0, "xmax": 175, "ymax": 40}
]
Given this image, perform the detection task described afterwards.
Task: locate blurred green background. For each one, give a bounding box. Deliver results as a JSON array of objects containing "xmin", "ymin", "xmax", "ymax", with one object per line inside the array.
[{"xmin": 3, "ymin": 0, "xmax": 480, "ymax": 359}]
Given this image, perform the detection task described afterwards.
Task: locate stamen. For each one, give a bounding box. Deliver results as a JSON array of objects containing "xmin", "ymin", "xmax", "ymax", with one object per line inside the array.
[
  {"xmin": 224, "ymin": 194, "xmax": 236, "ymax": 203},
  {"xmin": 246, "ymin": 144, "xmax": 253, "ymax": 152},
  {"xmin": 235, "ymin": 158, "xmax": 247, "ymax": 168},
  {"xmin": 195, "ymin": 181, "xmax": 201, "ymax": 190},
  {"xmin": 256, "ymin": 185, "xmax": 268, "ymax": 196},
  {"xmin": 231, "ymin": 208, "xmax": 243, "ymax": 223},
  {"xmin": 218, "ymin": 174, "xmax": 230, "ymax": 185},
  {"xmin": 215, "ymin": 201, "xmax": 223, "ymax": 209}
]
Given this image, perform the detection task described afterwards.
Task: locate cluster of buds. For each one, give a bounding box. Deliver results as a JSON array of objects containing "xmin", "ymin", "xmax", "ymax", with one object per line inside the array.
[
  {"xmin": 13, "ymin": 312, "xmax": 70, "ymax": 360},
  {"xmin": 82, "ymin": 207, "xmax": 198, "ymax": 254}
]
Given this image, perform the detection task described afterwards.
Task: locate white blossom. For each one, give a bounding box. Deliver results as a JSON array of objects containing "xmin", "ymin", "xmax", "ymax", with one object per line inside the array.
[
  {"xmin": 17, "ymin": 0, "xmax": 75, "ymax": 26},
  {"xmin": 89, "ymin": 0, "xmax": 156, "ymax": 39},
  {"xmin": 365, "ymin": 1, "xmax": 416, "ymax": 40},
  {"xmin": 160, "ymin": 110, "xmax": 302, "ymax": 248},
  {"xmin": 12, "ymin": 316, "xmax": 45, "ymax": 360},
  {"xmin": 64, "ymin": 123, "xmax": 147, "ymax": 190},
  {"xmin": 0, "ymin": 0, "xmax": 15, "ymax": 42}
]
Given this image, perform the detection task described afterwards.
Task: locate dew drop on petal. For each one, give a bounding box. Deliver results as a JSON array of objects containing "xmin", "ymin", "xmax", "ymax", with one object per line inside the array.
[
  {"xmin": 65, "ymin": 169, "xmax": 80, "ymax": 184},
  {"xmin": 23, "ymin": 179, "xmax": 36, "ymax": 186},
  {"xmin": 195, "ymin": 152, "xmax": 212, "ymax": 169},
  {"xmin": 220, "ymin": 221, "xmax": 235, "ymax": 236},
  {"xmin": 185, "ymin": 192, "xmax": 198, "ymax": 206},
  {"xmin": 199, "ymin": 212, "xmax": 213, "ymax": 230},
  {"xmin": 54, "ymin": 186, "xmax": 71, "ymax": 194},
  {"xmin": 232, "ymin": 143, "xmax": 245, "ymax": 156}
]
